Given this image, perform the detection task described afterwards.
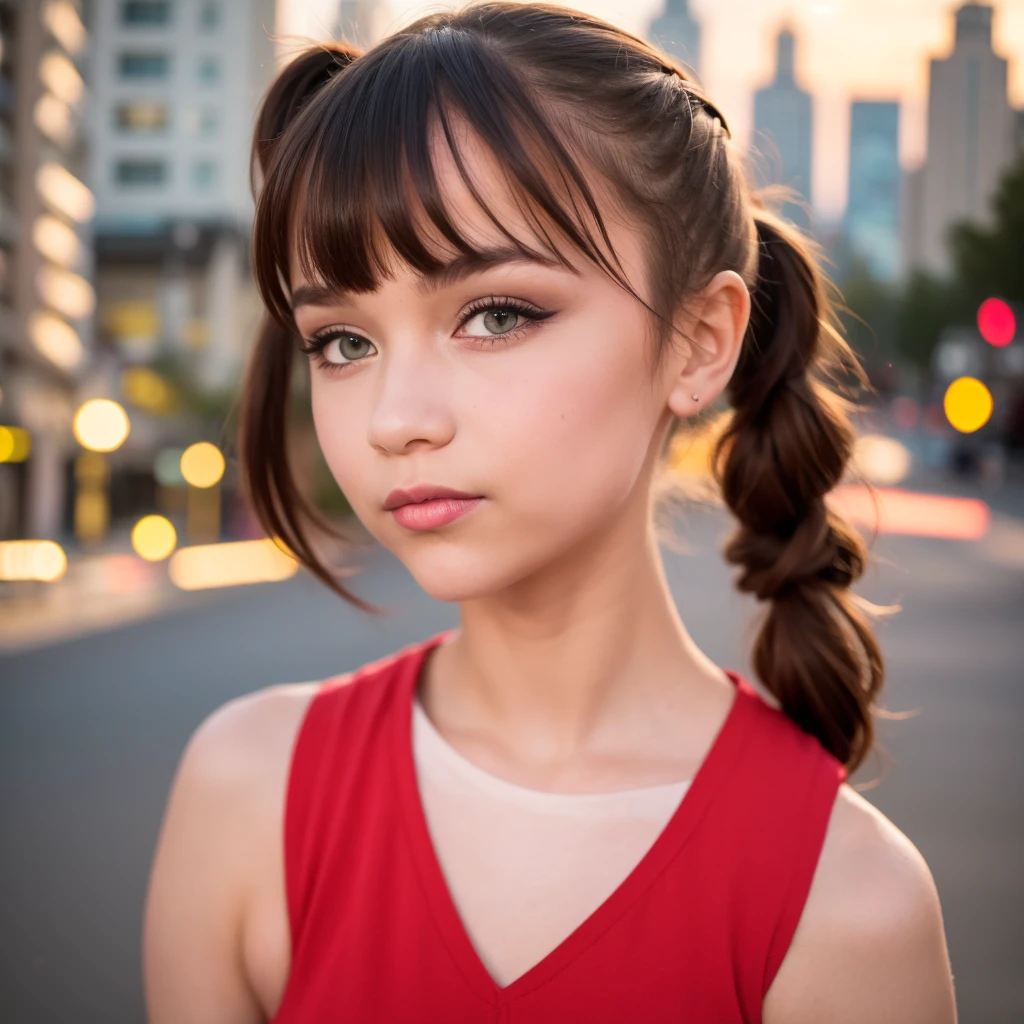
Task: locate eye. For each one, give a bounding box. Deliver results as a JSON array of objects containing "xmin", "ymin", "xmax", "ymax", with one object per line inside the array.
[
  {"xmin": 300, "ymin": 328, "xmax": 377, "ymax": 372},
  {"xmin": 458, "ymin": 297, "xmax": 554, "ymax": 344}
]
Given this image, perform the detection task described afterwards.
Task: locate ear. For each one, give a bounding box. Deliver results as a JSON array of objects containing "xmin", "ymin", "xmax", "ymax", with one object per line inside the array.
[{"xmin": 665, "ymin": 270, "xmax": 750, "ymax": 419}]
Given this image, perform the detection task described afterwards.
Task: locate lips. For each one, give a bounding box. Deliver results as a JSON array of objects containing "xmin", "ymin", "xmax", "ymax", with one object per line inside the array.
[{"xmin": 383, "ymin": 484, "xmax": 483, "ymax": 511}]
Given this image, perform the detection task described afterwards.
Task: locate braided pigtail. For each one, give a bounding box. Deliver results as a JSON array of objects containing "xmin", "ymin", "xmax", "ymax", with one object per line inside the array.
[
  {"xmin": 714, "ymin": 208, "xmax": 883, "ymax": 773},
  {"xmin": 239, "ymin": 44, "xmax": 379, "ymax": 611}
]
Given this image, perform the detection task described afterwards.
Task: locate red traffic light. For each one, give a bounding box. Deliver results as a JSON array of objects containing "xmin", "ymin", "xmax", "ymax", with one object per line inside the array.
[{"xmin": 977, "ymin": 297, "xmax": 1015, "ymax": 347}]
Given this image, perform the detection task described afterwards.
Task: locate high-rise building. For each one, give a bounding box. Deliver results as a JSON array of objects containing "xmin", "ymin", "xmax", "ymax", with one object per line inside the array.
[
  {"xmin": 903, "ymin": 3, "xmax": 1015, "ymax": 275},
  {"xmin": 334, "ymin": 0, "xmax": 384, "ymax": 49},
  {"xmin": 752, "ymin": 27, "xmax": 813, "ymax": 230},
  {"xmin": 0, "ymin": 0, "xmax": 94, "ymax": 541},
  {"xmin": 846, "ymin": 101, "xmax": 900, "ymax": 281},
  {"xmin": 87, "ymin": 0, "xmax": 276, "ymax": 394},
  {"xmin": 648, "ymin": 0, "xmax": 702, "ymax": 82}
]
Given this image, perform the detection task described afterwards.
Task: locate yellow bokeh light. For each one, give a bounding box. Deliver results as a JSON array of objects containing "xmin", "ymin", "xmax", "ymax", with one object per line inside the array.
[
  {"xmin": 0, "ymin": 540, "xmax": 67, "ymax": 582},
  {"xmin": 73, "ymin": 399, "xmax": 130, "ymax": 452},
  {"xmin": 33, "ymin": 214, "xmax": 83, "ymax": 268},
  {"xmin": 851, "ymin": 434, "xmax": 912, "ymax": 486},
  {"xmin": 42, "ymin": 2, "xmax": 87, "ymax": 55},
  {"xmin": 169, "ymin": 539, "xmax": 299, "ymax": 591},
  {"xmin": 0, "ymin": 426, "xmax": 31, "ymax": 463},
  {"xmin": 180, "ymin": 442, "xmax": 225, "ymax": 488},
  {"xmin": 29, "ymin": 310, "xmax": 84, "ymax": 370},
  {"xmin": 39, "ymin": 50, "xmax": 84, "ymax": 106},
  {"xmin": 944, "ymin": 377, "xmax": 993, "ymax": 434},
  {"xmin": 36, "ymin": 162, "xmax": 95, "ymax": 223},
  {"xmin": 36, "ymin": 264, "xmax": 95, "ymax": 320},
  {"xmin": 131, "ymin": 515, "xmax": 177, "ymax": 561}
]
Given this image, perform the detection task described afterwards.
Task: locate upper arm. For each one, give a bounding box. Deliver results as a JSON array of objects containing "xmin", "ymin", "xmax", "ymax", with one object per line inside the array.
[
  {"xmin": 763, "ymin": 784, "xmax": 958, "ymax": 1024},
  {"xmin": 143, "ymin": 693, "xmax": 275, "ymax": 1024}
]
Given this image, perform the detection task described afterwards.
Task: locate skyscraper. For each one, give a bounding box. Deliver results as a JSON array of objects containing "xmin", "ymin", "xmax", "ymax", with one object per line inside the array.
[
  {"xmin": 334, "ymin": 0, "xmax": 383, "ymax": 48},
  {"xmin": 1, "ymin": 0, "xmax": 93, "ymax": 540},
  {"xmin": 903, "ymin": 3, "xmax": 1015, "ymax": 275},
  {"xmin": 87, "ymin": 0, "xmax": 276, "ymax": 392},
  {"xmin": 846, "ymin": 101, "xmax": 900, "ymax": 281},
  {"xmin": 753, "ymin": 27, "xmax": 813, "ymax": 230},
  {"xmin": 648, "ymin": 0, "xmax": 702, "ymax": 83}
]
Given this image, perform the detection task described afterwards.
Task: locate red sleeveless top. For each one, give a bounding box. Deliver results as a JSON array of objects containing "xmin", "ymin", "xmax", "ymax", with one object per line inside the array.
[{"xmin": 271, "ymin": 630, "xmax": 846, "ymax": 1023}]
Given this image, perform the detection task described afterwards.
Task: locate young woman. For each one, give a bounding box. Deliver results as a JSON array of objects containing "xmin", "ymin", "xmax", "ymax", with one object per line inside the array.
[{"xmin": 143, "ymin": 4, "xmax": 957, "ymax": 1021}]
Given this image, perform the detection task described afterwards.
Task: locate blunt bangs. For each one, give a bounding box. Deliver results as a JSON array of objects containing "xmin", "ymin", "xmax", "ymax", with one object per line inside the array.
[{"xmin": 252, "ymin": 24, "xmax": 634, "ymax": 331}]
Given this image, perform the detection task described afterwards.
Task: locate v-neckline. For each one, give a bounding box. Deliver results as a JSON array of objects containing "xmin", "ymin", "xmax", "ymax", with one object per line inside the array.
[{"xmin": 390, "ymin": 630, "xmax": 756, "ymax": 1007}]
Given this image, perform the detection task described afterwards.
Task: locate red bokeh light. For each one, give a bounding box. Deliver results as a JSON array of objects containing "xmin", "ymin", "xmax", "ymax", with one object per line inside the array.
[{"xmin": 977, "ymin": 298, "xmax": 1015, "ymax": 347}]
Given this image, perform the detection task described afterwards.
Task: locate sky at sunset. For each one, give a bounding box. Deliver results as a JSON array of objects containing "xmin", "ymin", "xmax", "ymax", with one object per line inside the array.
[{"xmin": 275, "ymin": 0, "xmax": 1024, "ymax": 219}]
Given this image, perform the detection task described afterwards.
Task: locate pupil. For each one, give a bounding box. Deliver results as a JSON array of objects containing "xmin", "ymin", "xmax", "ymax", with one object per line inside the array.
[
  {"xmin": 339, "ymin": 335, "xmax": 363, "ymax": 359},
  {"xmin": 484, "ymin": 309, "xmax": 517, "ymax": 334}
]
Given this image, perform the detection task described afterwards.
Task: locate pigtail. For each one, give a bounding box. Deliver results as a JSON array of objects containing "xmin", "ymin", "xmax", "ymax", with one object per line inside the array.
[
  {"xmin": 250, "ymin": 41, "xmax": 361, "ymax": 192},
  {"xmin": 239, "ymin": 43, "xmax": 379, "ymax": 612},
  {"xmin": 714, "ymin": 209, "xmax": 883, "ymax": 773}
]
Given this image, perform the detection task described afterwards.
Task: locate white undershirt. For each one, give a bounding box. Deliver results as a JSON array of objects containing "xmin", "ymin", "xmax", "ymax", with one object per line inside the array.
[{"xmin": 412, "ymin": 695, "xmax": 691, "ymax": 988}]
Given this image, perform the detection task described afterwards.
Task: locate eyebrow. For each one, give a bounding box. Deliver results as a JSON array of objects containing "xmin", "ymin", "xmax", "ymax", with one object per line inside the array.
[{"xmin": 289, "ymin": 246, "xmax": 574, "ymax": 311}]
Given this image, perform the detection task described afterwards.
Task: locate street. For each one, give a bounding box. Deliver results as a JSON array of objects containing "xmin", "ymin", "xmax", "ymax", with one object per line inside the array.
[{"xmin": 1, "ymin": 504, "xmax": 1021, "ymax": 1023}]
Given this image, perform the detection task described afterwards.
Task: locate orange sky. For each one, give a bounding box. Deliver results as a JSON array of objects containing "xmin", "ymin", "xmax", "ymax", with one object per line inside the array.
[{"xmin": 277, "ymin": 0, "xmax": 1024, "ymax": 218}]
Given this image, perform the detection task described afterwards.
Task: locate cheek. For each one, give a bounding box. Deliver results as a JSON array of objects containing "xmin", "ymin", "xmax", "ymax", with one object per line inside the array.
[
  {"xmin": 482, "ymin": 320, "xmax": 658, "ymax": 520},
  {"xmin": 310, "ymin": 379, "xmax": 370, "ymax": 501}
]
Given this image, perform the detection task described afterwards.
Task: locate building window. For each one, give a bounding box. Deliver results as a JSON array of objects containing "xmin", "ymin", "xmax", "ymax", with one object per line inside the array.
[
  {"xmin": 192, "ymin": 160, "xmax": 217, "ymax": 189},
  {"xmin": 199, "ymin": 3, "xmax": 221, "ymax": 29},
  {"xmin": 197, "ymin": 56, "xmax": 220, "ymax": 84},
  {"xmin": 115, "ymin": 159, "xmax": 167, "ymax": 186},
  {"xmin": 121, "ymin": 1, "xmax": 171, "ymax": 26},
  {"xmin": 199, "ymin": 107, "xmax": 219, "ymax": 135},
  {"xmin": 116, "ymin": 102, "xmax": 168, "ymax": 132},
  {"xmin": 118, "ymin": 53, "xmax": 170, "ymax": 79}
]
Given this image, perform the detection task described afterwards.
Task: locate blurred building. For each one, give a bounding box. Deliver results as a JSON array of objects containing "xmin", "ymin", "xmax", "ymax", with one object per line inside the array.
[
  {"xmin": 0, "ymin": 0, "xmax": 93, "ymax": 541},
  {"xmin": 845, "ymin": 101, "xmax": 900, "ymax": 281},
  {"xmin": 752, "ymin": 26, "xmax": 813, "ymax": 231},
  {"xmin": 648, "ymin": 0, "xmax": 702, "ymax": 82},
  {"xmin": 334, "ymin": 0, "xmax": 385, "ymax": 48},
  {"xmin": 901, "ymin": 3, "xmax": 1015, "ymax": 276},
  {"xmin": 87, "ymin": 0, "xmax": 274, "ymax": 399}
]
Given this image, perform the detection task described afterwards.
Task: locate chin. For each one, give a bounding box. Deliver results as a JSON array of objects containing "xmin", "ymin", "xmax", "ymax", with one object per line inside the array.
[{"xmin": 404, "ymin": 553, "xmax": 511, "ymax": 603}]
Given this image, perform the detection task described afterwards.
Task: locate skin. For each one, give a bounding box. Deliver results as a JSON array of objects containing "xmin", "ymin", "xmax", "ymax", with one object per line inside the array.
[{"xmin": 143, "ymin": 119, "xmax": 958, "ymax": 1022}]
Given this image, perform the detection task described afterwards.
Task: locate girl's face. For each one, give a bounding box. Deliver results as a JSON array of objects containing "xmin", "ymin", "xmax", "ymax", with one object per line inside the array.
[{"xmin": 290, "ymin": 126, "xmax": 687, "ymax": 603}]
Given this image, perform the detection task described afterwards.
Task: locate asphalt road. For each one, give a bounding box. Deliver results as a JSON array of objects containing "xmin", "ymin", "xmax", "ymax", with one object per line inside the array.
[{"xmin": 1, "ymin": 504, "xmax": 1021, "ymax": 1022}]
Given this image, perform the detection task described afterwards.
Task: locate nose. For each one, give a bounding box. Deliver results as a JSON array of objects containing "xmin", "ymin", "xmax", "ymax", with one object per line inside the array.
[{"xmin": 366, "ymin": 341, "xmax": 456, "ymax": 455}]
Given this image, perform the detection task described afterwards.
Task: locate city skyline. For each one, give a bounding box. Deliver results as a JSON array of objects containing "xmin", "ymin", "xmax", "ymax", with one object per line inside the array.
[{"xmin": 277, "ymin": 0, "xmax": 1024, "ymax": 220}]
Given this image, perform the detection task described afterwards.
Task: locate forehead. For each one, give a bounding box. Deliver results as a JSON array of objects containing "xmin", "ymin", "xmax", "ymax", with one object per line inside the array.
[{"xmin": 287, "ymin": 115, "xmax": 632, "ymax": 299}]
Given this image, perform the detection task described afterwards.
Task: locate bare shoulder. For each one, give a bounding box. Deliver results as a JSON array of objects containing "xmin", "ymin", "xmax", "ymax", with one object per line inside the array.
[
  {"xmin": 185, "ymin": 680, "xmax": 323, "ymax": 784},
  {"xmin": 762, "ymin": 782, "xmax": 958, "ymax": 1024},
  {"xmin": 143, "ymin": 680, "xmax": 322, "ymax": 1024}
]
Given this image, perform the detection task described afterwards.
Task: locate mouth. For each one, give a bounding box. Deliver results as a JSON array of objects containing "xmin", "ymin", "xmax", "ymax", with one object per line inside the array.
[
  {"xmin": 383, "ymin": 485, "xmax": 483, "ymax": 511},
  {"xmin": 383, "ymin": 485, "xmax": 485, "ymax": 531}
]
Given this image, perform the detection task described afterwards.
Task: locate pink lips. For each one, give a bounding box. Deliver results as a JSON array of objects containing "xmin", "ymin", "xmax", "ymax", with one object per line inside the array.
[{"xmin": 383, "ymin": 485, "xmax": 484, "ymax": 531}]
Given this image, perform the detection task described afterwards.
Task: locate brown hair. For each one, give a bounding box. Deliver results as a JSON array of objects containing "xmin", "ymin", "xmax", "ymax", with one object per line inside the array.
[{"xmin": 240, "ymin": 2, "xmax": 883, "ymax": 772}]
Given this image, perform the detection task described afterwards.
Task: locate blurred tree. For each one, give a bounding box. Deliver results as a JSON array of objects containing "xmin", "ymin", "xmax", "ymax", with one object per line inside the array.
[{"xmin": 950, "ymin": 153, "xmax": 1024, "ymax": 304}]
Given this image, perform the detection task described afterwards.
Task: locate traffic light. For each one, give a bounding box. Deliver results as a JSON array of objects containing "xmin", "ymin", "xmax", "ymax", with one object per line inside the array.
[{"xmin": 977, "ymin": 298, "xmax": 1015, "ymax": 348}]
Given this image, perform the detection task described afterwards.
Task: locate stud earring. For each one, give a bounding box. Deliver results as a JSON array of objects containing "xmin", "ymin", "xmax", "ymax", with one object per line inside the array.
[{"xmin": 692, "ymin": 394, "xmax": 699, "ymax": 401}]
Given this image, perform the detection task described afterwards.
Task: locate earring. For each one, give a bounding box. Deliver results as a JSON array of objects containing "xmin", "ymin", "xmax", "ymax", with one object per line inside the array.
[{"xmin": 692, "ymin": 394, "xmax": 699, "ymax": 401}]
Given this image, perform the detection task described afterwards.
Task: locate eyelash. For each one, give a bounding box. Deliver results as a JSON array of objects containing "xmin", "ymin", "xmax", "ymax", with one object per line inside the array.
[{"xmin": 299, "ymin": 296, "xmax": 555, "ymax": 374}]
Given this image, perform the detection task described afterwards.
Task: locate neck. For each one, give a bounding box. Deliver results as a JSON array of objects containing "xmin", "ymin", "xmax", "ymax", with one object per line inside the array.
[{"xmin": 422, "ymin": 491, "xmax": 727, "ymax": 763}]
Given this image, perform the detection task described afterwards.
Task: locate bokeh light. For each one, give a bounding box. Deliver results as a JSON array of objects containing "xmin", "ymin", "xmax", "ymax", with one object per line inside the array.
[
  {"xmin": 851, "ymin": 433, "xmax": 912, "ymax": 485},
  {"xmin": 0, "ymin": 540, "xmax": 68, "ymax": 581},
  {"xmin": 180, "ymin": 442, "xmax": 225, "ymax": 488},
  {"xmin": 131, "ymin": 515, "xmax": 178, "ymax": 561},
  {"xmin": 73, "ymin": 399, "xmax": 130, "ymax": 452},
  {"xmin": 977, "ymin": 298, "xmax": 1015, "ymax": 348},
  {"xmin": 0, "ymin": 426, "xmax": 31, "ymax": 463},
  {"xmin": 943, "ymin": 377, "xmax": 993, "ymax": 434},
  {"xmin": 168, "ymin": 538, "xmax": 298, "ymax": 590}
]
